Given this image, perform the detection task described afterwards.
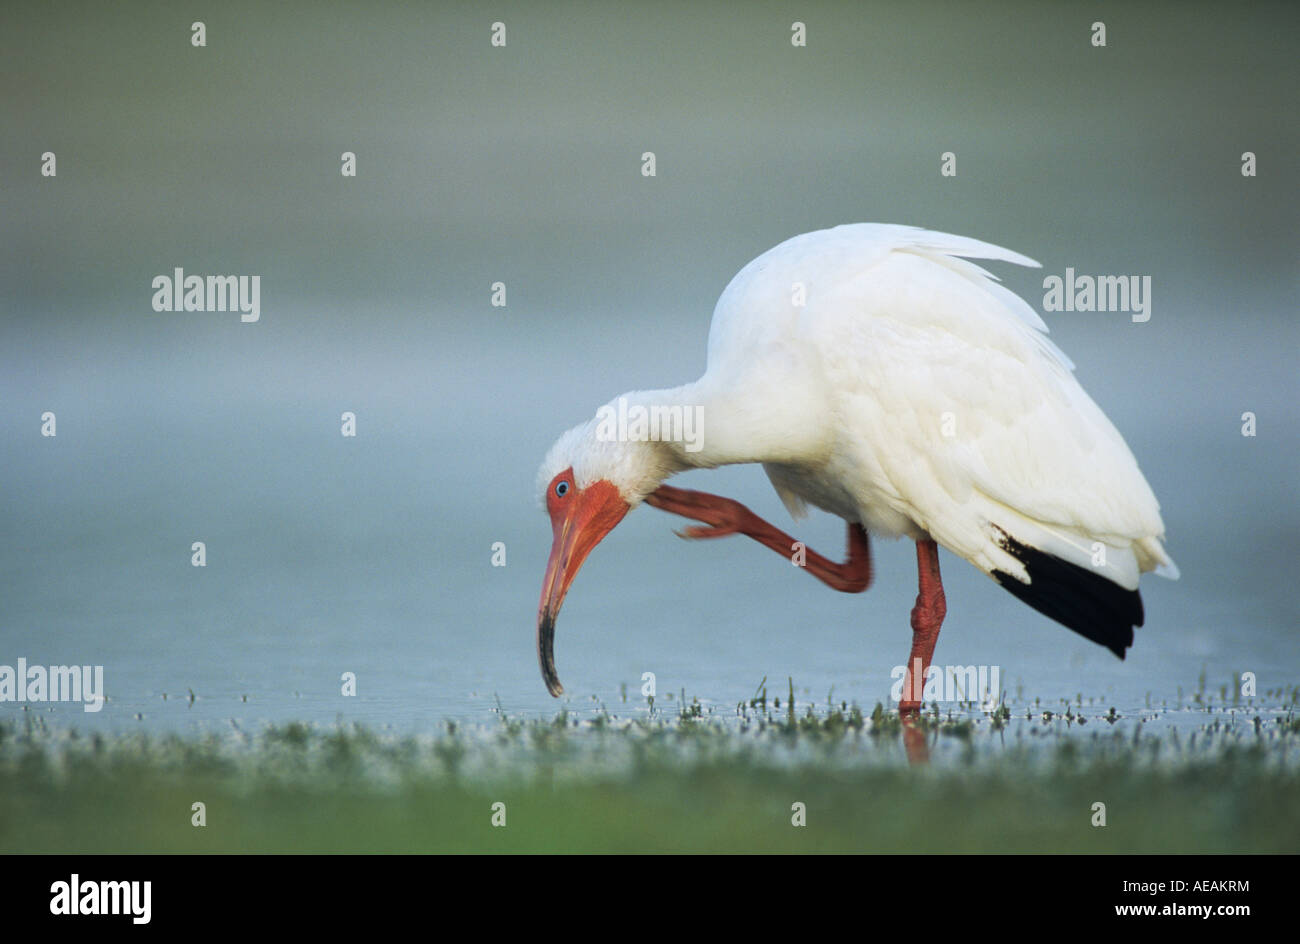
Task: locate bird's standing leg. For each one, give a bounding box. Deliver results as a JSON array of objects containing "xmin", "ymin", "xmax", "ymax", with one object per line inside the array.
[
  {"xmin": 899, "ymin": 539, "xmax": 946, "ymax": 715},
  {"xmin": 645, "ymin": 484, "xmax": 872, "ymax": 593}
]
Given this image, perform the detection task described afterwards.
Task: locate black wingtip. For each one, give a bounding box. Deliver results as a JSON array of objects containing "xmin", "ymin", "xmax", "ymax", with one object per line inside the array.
[{"xmin": 991, "ymin": 529, "xmax": 1143, "ymax": 658}]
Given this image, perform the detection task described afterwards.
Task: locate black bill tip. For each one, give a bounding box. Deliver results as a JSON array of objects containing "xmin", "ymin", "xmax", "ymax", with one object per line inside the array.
[{"xmin": 537, "ymin": 611, "xmax": 564, "ymax": 697}]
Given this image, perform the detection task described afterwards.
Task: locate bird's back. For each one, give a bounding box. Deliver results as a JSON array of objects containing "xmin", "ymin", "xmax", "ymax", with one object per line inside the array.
[{"xmin": 704, "ymin": 224, "xmax": 1177, "ymax": 654}]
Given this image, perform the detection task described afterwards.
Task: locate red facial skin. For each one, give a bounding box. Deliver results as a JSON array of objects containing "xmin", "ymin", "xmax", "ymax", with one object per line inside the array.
[{"xmin": 536, "ymin": 469, "xmax": 630, "ymax": 696}]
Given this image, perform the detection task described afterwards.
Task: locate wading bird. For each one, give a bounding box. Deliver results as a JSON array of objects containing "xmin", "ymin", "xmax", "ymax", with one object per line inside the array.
[{"xmin": 535, "ymin": 224, "xmax": 1177, "ymax": 715}]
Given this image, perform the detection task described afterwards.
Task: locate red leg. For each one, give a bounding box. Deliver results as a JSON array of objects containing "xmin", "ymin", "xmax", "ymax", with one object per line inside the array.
[
  {"xmin": 899, "ymin": 539, "xmax": 946, "ymax": 715},
  {"xmin": 645, "ymin": 484, "xmax": 872, "ymax": 593}
]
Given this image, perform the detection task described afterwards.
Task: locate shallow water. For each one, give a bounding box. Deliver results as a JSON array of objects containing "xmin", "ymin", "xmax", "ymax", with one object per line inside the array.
[
  {"xmin": 2, "ymin": 317, "xmax": 1295, "ymax": 736},
  {"xmin": 0, "ymin": 347, "xmax": 1294, "ymax": 737},
  {"xmin": 1, "ymin": 2, "xmax": 1296, "ymax": 736}
]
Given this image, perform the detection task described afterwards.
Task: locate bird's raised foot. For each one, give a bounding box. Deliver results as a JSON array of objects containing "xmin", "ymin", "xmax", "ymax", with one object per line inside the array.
[
  {"xmin": 646, "ymin": 483, "xmax": 873, "ymax": 594},
  {"xmin": 645, "ymin": 484, "xmax": 756, "ymax": 538},
  {"xmin": 673, "ymin": 523, "xmax": 739, "ymax": 540}
]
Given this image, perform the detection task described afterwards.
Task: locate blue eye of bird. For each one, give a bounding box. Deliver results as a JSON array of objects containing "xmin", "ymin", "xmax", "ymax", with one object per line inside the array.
[{"xmin": 555, "ymin": 481, "xmax": 569, "ymax": 498}]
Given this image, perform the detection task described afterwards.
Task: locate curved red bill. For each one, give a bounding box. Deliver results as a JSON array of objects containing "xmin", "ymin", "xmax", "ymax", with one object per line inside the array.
[{"xmin": 537, "ymin": 477, "xmax": 629, "ymax": 696}]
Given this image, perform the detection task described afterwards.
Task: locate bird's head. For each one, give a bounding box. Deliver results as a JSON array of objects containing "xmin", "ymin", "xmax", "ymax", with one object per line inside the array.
[{"xmin": 534, "ymin": 414, "xmax": 681, "ymax": 696}]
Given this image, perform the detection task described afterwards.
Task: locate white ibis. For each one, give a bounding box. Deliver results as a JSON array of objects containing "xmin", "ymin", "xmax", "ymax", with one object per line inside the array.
[{"xmin": 535, "ymin": 224, "xmax": 1178, "ymax": 712}]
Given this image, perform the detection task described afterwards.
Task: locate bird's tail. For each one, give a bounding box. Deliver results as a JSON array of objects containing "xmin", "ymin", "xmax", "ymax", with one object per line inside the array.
[{"xmin": 990, "ymin": 529, "xmax": 1144, "ymax": 658}]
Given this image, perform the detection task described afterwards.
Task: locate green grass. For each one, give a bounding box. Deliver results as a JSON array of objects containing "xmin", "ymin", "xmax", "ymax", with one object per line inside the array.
[{"xmin": 2, "ymin": 694, "xmax": 1297, "ymax": 853}]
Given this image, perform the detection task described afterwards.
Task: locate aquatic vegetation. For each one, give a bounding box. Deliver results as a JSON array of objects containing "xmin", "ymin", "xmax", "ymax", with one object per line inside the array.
[{"xmin": 0, "ymin": 681, "xmax": 1296, "ymax": 853}]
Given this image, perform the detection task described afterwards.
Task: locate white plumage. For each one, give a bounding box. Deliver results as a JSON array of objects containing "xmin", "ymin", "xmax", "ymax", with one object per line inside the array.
[
  {"xmin": 543, "ymin": 223, "xmax": 1176, "ymax": 591},
  {"xmin": 536, "ymin": 224, "xmax": 1177, "ymax": 687},
  {"xmin": 700, "ymin": 223, "xmax": 1178, "ymax": 590}
]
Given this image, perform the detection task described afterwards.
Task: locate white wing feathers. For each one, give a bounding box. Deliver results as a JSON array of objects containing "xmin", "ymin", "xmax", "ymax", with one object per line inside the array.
[{"xmin": 710, "ymin": 224, "xmax": 1178, "ymax": 591}]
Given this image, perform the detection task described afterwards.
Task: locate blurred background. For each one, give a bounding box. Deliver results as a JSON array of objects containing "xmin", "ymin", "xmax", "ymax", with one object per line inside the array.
[{"xmin": 1, "ymin": 0, "xmax": 1296, "ymax": 731}]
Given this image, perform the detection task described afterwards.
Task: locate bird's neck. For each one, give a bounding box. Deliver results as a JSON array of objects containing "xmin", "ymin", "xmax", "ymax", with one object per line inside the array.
[
  {"xmin": 597, "ymin": 384, "xmax": 707, "ymax": 468},
  {"xmin": 605, "ymin": 370, "xmax": 817, "ymax": 480},
  {"xmin": 618, "ymin": 361, "xmax": 829, "ymax": 468}
]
